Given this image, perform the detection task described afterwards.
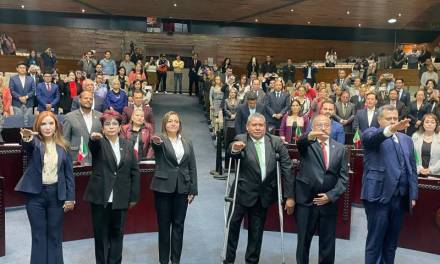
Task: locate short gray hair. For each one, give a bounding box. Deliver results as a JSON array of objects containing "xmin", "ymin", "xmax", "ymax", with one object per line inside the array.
[
  {"xmin": 377, "ymin": 105, "xmax": 397, "ymax": 119},
  {"xmin": 247, "ymin": 113, "xmax": 266, "ymax": 125}
]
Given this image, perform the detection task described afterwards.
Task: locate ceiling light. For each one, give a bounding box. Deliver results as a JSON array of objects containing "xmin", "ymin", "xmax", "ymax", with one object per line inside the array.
[
  {"xmin": 307, "ymin": 21, "xmax": 311, "ymax": 24},
  {"xmin": 254, "ymin": 18, "xmax": 259, "ymax": 22},
  {"xmin": 173, "ymin": 3, "xmax": 177, "ymax": 7},
  {"xmin": 358, "ymin": 23, "xmax": 362, "ymax": 27},
  {"xmin": 20, "ymin": 4, "xmax": 24, "ymax": 9},
  {"xmin": 290, "ymin": 9, "xmax": 294, "ymax": 12},
  {"xmin": 346, "ymin": 10, "xmax": 350, "ymax": 15},
  {"xmin": 169, "ymin": 16, "xmax": 173, "ymax": 19},
  {"xmin": 81, "ymin": 9, "xmax": 86, "ymax": 13},
  {"xmin": 387, "ymin": 18, "xmax": 397, "ymax": 24},
  {"xmin": 398, "ymin": 13, "xmax": 402, "ymax": 17}
]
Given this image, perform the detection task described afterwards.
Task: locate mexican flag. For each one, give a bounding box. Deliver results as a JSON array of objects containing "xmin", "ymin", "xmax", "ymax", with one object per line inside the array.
[
  {"xmin": 353, "ymin": 129, "xmax": 361, "ymax": 149},
  {"xmin": 77, "ymin": 136, "xmax": 88, "ymax": 162},
  {"xmin": 294, "ymin": 126, "xmax": 302, "ymax": 142}
]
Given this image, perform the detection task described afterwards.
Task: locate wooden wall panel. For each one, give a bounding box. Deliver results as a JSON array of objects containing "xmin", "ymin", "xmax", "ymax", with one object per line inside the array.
[{"xmin": 0, "ymin": 23, "xmax": 395, "ymax": 67}]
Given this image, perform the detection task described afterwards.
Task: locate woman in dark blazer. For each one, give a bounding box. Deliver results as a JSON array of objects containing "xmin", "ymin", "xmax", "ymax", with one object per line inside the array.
[
  {"xmin": 150, "ymin": 111, "xmax": 198, "ymax": 264},
  {"xmin": 279, "ymin": 99, "xmax": 309, "ymax": 144},
  {"xmin": 83, "ymin": 110, "xmax": 140, "ymax": 264},
  {"xmin": 120, "ymin": 108, "xmax": 154, "ymax": 160},
  {"xmin": 59, "ymin": 71, "xmax": 81, "ymax": 114},
  {"xmin": 15, "ymin": 111, "xmax": 75, "ymax": 264},
  {"xmin": 407, "ymin": 89, "xmax": 430, "ymax": 136}
]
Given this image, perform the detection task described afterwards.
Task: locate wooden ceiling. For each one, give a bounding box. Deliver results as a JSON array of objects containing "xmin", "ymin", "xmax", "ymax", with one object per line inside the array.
[{"xmin": 1, "ymin": 0, "xmax": 439, "ymax": 30}]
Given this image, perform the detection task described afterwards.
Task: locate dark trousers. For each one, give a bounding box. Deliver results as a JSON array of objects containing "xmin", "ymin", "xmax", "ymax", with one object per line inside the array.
[
  {"xmin": 174, "ymin": 73, "xmax": 183, "ymax": 94},
  {"xmin": 295, "ymin": 204, "xmax": 337, "ymax": 264},
  {"xmin": 364, "ymin": 196, "xmax": 406, "ymax": 264},
  {"xmin": 26, "ymin": 184, "xmax": 64, "ymax": 264},
  {"xmin": 189, "ymin": 75, "xmax": 199, "ymax": 96},
  {"xmin": 225, "ymin": 199, "xmax": 268, "ymax": 264},
  {"xmin": 154, "ymin": 191, "xmax": 189, "ymax": 264},
  {"xmin": 157, "ymin": 72, "xmax": 167, "ymax": 92},
  {"xmin": 90, "ymin": 203, "xmax": 127, "ymax": 264}
]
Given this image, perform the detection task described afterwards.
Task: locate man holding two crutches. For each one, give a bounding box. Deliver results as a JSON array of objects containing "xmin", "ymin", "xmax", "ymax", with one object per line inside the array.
[{"xmin": 222, "ymin": 113, "xmax": 295, "ymax": 264}]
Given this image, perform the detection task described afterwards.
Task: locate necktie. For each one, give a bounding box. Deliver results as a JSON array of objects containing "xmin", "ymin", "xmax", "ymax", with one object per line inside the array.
[
  {"xmin": 255, "ymin": 140, "xmax": 265, "ymax": 179},
  {"xmin": 276, "ymin": 92, "xmax": 280, "ymax": 98},
  {"xmin": 321, "ymin": 142, "xmax": 328, "ymax": 169},
  {"xmin": 46, "ymin": 83, "xmax": 51, "ymax": 92},
  {"xmin": 342, "ymin": 103, "xmax": 346, "ymax": 116}
]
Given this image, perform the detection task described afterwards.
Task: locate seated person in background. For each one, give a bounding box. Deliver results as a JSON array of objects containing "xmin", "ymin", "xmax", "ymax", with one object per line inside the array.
[
  {"xmin": 122, "ymin": 89, "xmax": 154, "ymax": 129},
  {"xmin": 104, "ymin": 78, "xmax": 128, "ymax": 114},
  {"xmin": 120, "ymin": 108, "xmax": 153, "ymax": 160},
  {"xmin": 63, "ymin": 90, "xmax": 102, "ymax": 164},
  {"xmin": 9, "ymin": 62, "xmax": 35, "ymax": 127},
  {"xmin": 36, "ymin": 72, "xmax": 60, "ymax": 114},
  {"xmin": 280, "ymin": 99, "xmax": 309, "ymax": 144},
  {"xmin": 0, "ymin": 76, "xmax": 13, "ymax": 117},
  {"xmin": 412, "ymin": 113, "xmax": 440, "ymax": 176},
  {"xmin": 334, "ymin": 91, "xmax": 356, "ymax": 133},
  {"xmin": 353, "ymin": 92, "xmax": 380, "ymax": 132},
  {"xmin": 71, "ymin": 79, "xmax": 105, "ymax": 113}
]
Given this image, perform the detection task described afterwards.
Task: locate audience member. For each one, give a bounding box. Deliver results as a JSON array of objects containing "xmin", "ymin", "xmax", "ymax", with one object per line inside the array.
[
  {"xmin": 407, "ymin": 89, "xmax": 430, "ymax": 136},
  {"xmin": 156, "ymin": 54, "xmax": 170, "ymax": 93},
  {"xmin": 266, "ymin": 79, "xmax": 290, "ymax": 131},
  {"xmin": 89, "ymin": 63, "xmax": 103, "ymax": 81},
  {"xmin": 120, "ymin": 108, "xmax": 154, "ymax": 160},
  {"xmin": 84, "ymin": 110, "xmax": 140, "ymax": 264},
  {"xmin": 353, "ymin": 92, "xmax": 379, "ymax": 132},
  {"xmin": 26, "ymin": 50, "xmax": 39, "ymax": 67},
  {"xmin": 122, "ymin": 89, "xmax": 155, "ymax": 129},
  {"xmin": 303, "ymin": 61, "xmax": 318, "ymax": 86},
  {"xmin": 246, "ymin": 56, "xmax": 259, "ymax": 78},
  {"xmin": 172, "ymin": 55, "xmax": 184, "ymax": 94},
  {"xmin": 421, "ymin": 64, "xmax": 438, "ymax": 87},
  {"xmin": 387, "ymin": 89, "xmax": 407, "ymax": 120},
  {"xmin": 406, "ymin": 45, "xmax": 419, "ymax": 69},
  {"xmin": 334, "ymin": 91, "xmax": 356, "ymax": 133},
  {"xmin": 0, "ymin": 33, "xmax": 16, "ymax": 55},
  {"xmin": 105, "ymin": 78, "xmax": 128, "ymax": 114},
  {"xmin": 260, "ymin": 55, "xmax": 277, "ymax": 75},
  {"xmin": 94, "ymin": 73, "xmax": 108, "ymax": 99},
  {"xmin": 394, "ymin": 78, "xmax": 411, "ymax": 106},
  {"xmin": 209, "ymin": 75, "xmax": 225, "ymax": 135},
  {"xmin": 41, "ymin": 48, "xmax": 57, "ymax": 73},
  {"xmin": 71, "ymin": 79, "xmax": 105, "ymax": 113},
  {"xmin": 129, "ymin": 63, "xmax": 146, "ymax": 84},
  {"xmin": 391, "ymin": 45, "xmax": 406, "ymax": 69},
  {"xmin": 279, "ymin": 99, "xmax": 309, "ymax": 144},
  {"xmin": 78, "ymin": 50, "xmax": 97, "ymax": 78},
  {"xmin": 9, "ymin": 62, "xmax": 35, "ymax": 126},
  {"xmin": 16, "ymin": 112, "xmax": 74, "ymax": 264},
  {"xmin": 188, "ymin": 53, "xmax": 202, "ymax": 96},
  {"xmin": 412, "ymin": 113, "xmax": 440, "ymax": 176},
  {"xmin": 131, "ymin": 46, "xmax": 144, "ymax": 64},
  {"xmin": 99, "ymin": 50, "xmax": 117, "ymax": 76},
  {"xmin": 36, "ymin": 71, "xmax": 60, "ymax": 114},
  {"xmin": 334, "ymin": 69, "xmax": 350, "ymax": 91},
  {"xmin": 117, "ymin": 66, "xmax": 129, "ymax": 92},
  {"xmin": 221, "ymin": 58, "xmax": 232, "ymax": 74},
  {"xmin": 282, "ymin": 58, "xmax": 296, "ymax": 85},
  {"xmin": 350, "ymin": 85, "xmax": 367, "ymax": 111},
  {"xmin": 235, "ymin": 74, "xmax": 250, "ymax": 102},
  {"xmin": 120, "ymin": 52, "xmax": 136, "ymax": 74},
  {"xmin": 0, "ymin": 76, "xmax": 13, "ymax": 117},
  {"xmin": 325, "ymin": 48, "xmax": 338, "ymax": 67},
  {"xmin": 244, "ymin": 79, "xmax": 266, "ymax": 104},
  {"xmin": 234, "ymin": 92, "xmax": 266, "ymax": 135}
]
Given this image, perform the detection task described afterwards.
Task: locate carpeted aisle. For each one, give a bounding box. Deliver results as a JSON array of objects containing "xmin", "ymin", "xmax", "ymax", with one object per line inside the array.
[{"xmin": 3, "ymin": 93, "xmax": 440, "ymax": 263}]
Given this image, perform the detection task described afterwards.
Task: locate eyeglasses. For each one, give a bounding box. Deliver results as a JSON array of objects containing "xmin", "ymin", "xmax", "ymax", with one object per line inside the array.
[
  {"xmin": 315, "ymin": 123, "xmax": 330, "ymax": 129},
  {"xmin": 103, "ymin": 121, "xmax": 120, "ymax": 127}
]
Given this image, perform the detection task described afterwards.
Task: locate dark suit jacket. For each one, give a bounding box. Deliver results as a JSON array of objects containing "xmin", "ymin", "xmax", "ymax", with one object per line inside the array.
[
  {"xmin": 188, "ymin": 59, "xmax": 202, "ymax": 77},
  {"xmin": 353, "ymin": 108, "xmax": 379, "ymax": 132},
  {"xmin": 63, "ymin": 109, "xmax": 102, "ymax": 163},
  {"xmin": 9, "ymin": 74, "xmax": 36, "ymax": 108},
  {"xmin": 150, "ymin": 136, "xmax": 198, "ymax": 195},
  {"xmin": 15, "ymin": 137, "xmax": 75, "ymax": 201},
  {"xmin": 387, "ymin": 100, "xmax": 407, "ymax": 120},
  {"xmin": 260, "ymin": 62, "xmax": 277, "ymax": 74},
  {"xmin": 350, "ymin": 95, "xmax": 365, "ymax": 111},
  {"xmin": 234, "ymin": 103, "xmax": 266, "ymax": 135},
  {"xmin": 121, "ymin": 104, "xmax": 155, "ymax": 129},
  {"xmin": 398, "ymin": 89, "xmax": 411, "ymax": 107},
  {"xmin": 229, "ymin": 133, "xmax": 294, "ymax": 208},
  {"xmin": 361, "ymin": 127, "xmax": 418, "ymax": 209},
  {"xmin": 71, "ymin": 94, "xmax": 105, "ymax": 113},
  {"xmin": 266, "ymin": 91, "xmax": 290, "ymax": 126},
  {"xmin": 302, "ymin": 66, "xmax": 318, "ymax": 82},
  {"xmin": 36, "ymin": 82, "xmax": 60, "ymax": 112},
  {"xmin": 334, "ymin": 101, "xmax": 356, "ymax": 133},
  {"xmin": 295, "ymin": 134, "xmax": 348, "ymax": 213},
  {"xmin": 83, "ymin": 137, "xmax": 140, "ymax": 209}
]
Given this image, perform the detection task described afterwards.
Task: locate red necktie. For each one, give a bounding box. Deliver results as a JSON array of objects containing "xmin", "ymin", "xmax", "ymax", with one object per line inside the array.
[
  {"xmin": 321, "ymin": 142, "xmax": 328, "ymax": 169},
  {"xmin": 46, "ymin": 83, "xmax": 51, "ymax": 92}
]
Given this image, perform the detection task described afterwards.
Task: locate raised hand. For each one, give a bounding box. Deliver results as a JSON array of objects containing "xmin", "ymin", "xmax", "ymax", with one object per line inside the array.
[
  {"xmin": 90, "ymin": 132, "xmax": 103, "ymax": 141},
  {"xmin": 232, "ymin": 141, "xmax": 246, "ymax": 152},
  {"xmin": 151, "ymin": 135, "xmax": 163, "ymax": 145},
  {"xmin": 20, "ymin": 128, "xmax": 38, "ymax": 138},
  {"xmin": 390, "ymin": 118, "xmax": 410, "ymax": 133}
]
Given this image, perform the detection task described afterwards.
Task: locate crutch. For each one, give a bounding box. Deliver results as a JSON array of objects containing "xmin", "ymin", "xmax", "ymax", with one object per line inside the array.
[
  {"xmin": 276, "ymin": 153, "xmax": 286, "ymax": 264},
  {"xmin": 221, "ymin": 157, "xmax": 241, "ymax": 262}
]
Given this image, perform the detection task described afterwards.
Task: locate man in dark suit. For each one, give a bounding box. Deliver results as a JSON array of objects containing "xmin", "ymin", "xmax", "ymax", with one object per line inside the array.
[
  {"xmin": 303, "ymin": 61, "xmax": 318, "ymax": 87},
  {"xmin": 63, "ymin": 90, "xmax": 102, "ymax": 164},
  {"xmin": 244, "ymin": 79, "xmax": 266, "ymax": 105},
  {"xmin": 36, "ymin": 72, "xmax": 60, "ymax": 113},
  {"xmin": 334, "ymin": 69, "xmax": 351, "ymax": 91},
  {"xmin": 266, "ymin": 79, "xmax": 290, "ymax": 131},
  {"xmin": 395, "ymin": 78, "xmax": 411, "ymax": 107},
  {"xmin": 121, "ymin": 90, "xmax": 154, "ymax": 129},
  {"xmin": 260, "ymin": 55, "xmax": 277, "ymax": 75},
  {"xmin": 224, "ymin": 113, "xmax": 294, "ymax": 264},
  {"xmin": 361, "ymin": 105, "xmax": 418, "ymax": 264},
  {"xmin": 188, "ymin": 53, "xmax": 202, "ymax": 96},
  {"xmin": 295, "ymin": 114, "xmax": 348, "ymax": 264},
  {"xmin": 334, "ymin": 91, "xmax": 356, "ymax": 133},
  {"xmin": 350, "ymin": 84, "xmax": 366, "ymax": 111},
  {"xmin": 9, "ymin": 62, "xmax": 35, "ymax": 127},
  {"xmin": 84, "ymin": 111, "xmax": 140, "ymax": 264},
  {"xmin": 282, "ymin": 58, "xmax": 296, "ymax": 85},
  {"xmin": 308, "ymin": 100, "xmax": 345, "ymax": 144},
  {"xmin": 353, "ymin": 92, "xmax": 380, "ymax": 132},
  {"xmin": 70, "ymin": 79, "xmax": 105, "ymax": 112},
  {"xmin": 387, "ymin": 89, "xmax": 407, "ymax": 120},
  {"xmin": 234, "ymin": 92, "xmax": 266, "ymax": 135}
]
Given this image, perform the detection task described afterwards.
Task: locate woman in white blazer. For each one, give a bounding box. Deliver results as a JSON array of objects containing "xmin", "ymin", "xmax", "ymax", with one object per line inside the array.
[{"xmin": 412, "ymin": 113, "xmax": 440, "ymax": 176}]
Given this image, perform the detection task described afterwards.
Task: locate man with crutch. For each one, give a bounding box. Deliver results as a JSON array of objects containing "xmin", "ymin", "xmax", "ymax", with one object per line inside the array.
[
  {"xmin": 295, "ymin": 114, "xmax": 348, "ymax": 264},
  {"xmin": 222, "ymin": 113, "xmax": 295, "ymax": 264}
]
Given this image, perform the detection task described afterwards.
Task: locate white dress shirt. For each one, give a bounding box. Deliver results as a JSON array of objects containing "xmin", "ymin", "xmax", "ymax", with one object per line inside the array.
[
  {"xmin": 250, "ymin": 136, "xmax": 266, "ymax": 181},
  {"xmin": 170, "ymin": 135, "xmax": 185, "ymax": 164},
  {"xmin": 307, "ymin": 67, "xmax": 312, "ymax": 79},
  {"xmin": 80, "ymin": 108, "xmax": 93, "ymax": 134},
  {"xmin": 19, "ymin": 75, "xmax": 26, "ymax": 88},
  {"xmin": 367, "ymin": 108, "xmax": 375, "ymax": 127},
  {"xmin": 107, "ymin": 137, "xmax": 121, "ymax": 203}
]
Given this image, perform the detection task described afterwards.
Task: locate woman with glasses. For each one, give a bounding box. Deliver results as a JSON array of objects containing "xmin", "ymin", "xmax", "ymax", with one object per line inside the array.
[{"xmin": 83, "ymin": 110, "xmax": 140, "ymax": 264}]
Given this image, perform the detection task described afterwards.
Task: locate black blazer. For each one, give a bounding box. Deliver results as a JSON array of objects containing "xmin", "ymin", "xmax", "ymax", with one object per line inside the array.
[
  {"xmin": 229, "ymin": 133, "xmax": 294, "ymax": 208},
  {"xmin": 266, "ymin": 91, "xmax": 290, "ymax": 125},
  {"xmin": 234, "ymin": 103, "xmax": 266, "ymax": 135},
  {"xmin": 353, "ymin": 108, "xmax": 379, "ymax": 132},
  {"xmin": 398, "ymin": 89, "xmax": 411, "ymax": 107},
  {"xmin": 295, "ymin": 134, "xmax": 348, "ymax": 213},
  {"xmin": 150, "ymin": 135, "xmax": 198, "ymax": 195},
  {"xmin": 188, "ymin": 59, "xmax": 202, "ymax": 77},
  {"xmin": 83, "ymin": 137, "xmax": 140, "ymax": 209}
]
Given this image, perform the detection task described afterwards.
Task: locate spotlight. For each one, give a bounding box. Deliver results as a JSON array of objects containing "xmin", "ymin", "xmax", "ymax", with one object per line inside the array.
[{"xmin": 387, "ymin": 18, "xmax": 397, "ymax": 24}]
